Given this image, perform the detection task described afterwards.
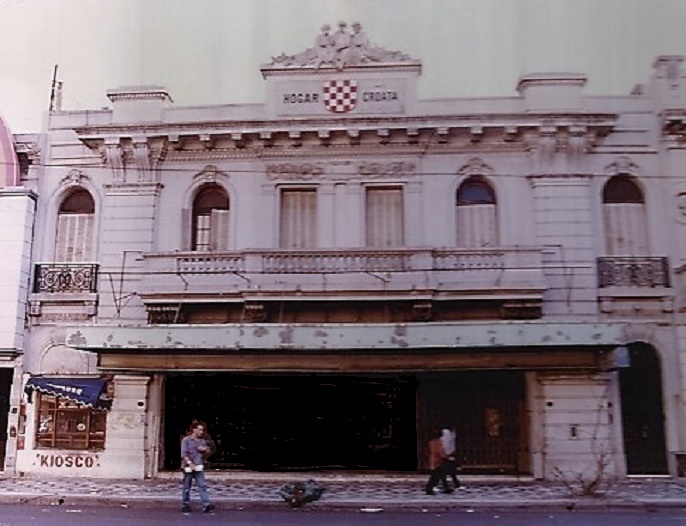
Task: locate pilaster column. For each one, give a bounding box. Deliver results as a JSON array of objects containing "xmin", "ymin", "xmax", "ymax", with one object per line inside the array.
[{"xmin": 104, "ymin": 375, "xmax": 150, "ymax": 478}]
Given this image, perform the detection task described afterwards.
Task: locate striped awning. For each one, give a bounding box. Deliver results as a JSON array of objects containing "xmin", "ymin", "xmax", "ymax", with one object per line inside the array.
[{"xmin": 24, "ymin": 376, "xmax": 111, "ymax": 409}]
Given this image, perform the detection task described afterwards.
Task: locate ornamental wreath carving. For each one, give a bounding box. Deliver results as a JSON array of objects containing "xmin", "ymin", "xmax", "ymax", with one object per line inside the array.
[
  {"xmin": 357, "ymin": 161, "xmax": 416, "ymax": 177},
  {"xmin": 268, "ymin": 21, "xmax": 415, "ymax": 70},
  {"xmin": 266, "ymin": 163, "xmax": 325, "ymax": 180},
  {"xmin": 265, "ymin": 161, "xmax": 416, "ymax": 181}
]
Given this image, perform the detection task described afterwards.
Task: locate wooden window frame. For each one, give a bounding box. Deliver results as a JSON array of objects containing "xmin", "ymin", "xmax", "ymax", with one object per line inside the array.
[{"xmin": 35, "ymin": 394, "xmax": 107, "ymax": 451}]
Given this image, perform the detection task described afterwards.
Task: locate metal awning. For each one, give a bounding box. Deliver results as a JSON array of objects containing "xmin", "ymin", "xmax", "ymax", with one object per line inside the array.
[
  {"xmin": 24, "ymin": 376, "xmax": 110, "ymax": 409},
  {"xmin": 64, "ymin": 322, "xmax": 627, "ymax": 352}
]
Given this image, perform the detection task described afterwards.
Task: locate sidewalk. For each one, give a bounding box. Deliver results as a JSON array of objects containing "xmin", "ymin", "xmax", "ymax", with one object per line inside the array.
[{"xmin": 0, "ymin": 473, "xmax": 685, "ymax": 512}]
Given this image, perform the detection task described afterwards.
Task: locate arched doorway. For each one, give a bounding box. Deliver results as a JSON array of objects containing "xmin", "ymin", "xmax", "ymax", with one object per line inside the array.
[{"xmin": 619, "ymin": 343, "xmax": 668, "ymax": 474}]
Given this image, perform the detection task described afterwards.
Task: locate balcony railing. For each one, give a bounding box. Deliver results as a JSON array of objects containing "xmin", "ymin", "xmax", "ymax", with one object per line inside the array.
[
  {"xmin": 33, "ymin": 263, "xmax": 99, "ymax": 293},
  {"xmin": 173, "ymin": 248, "xmax": 511, "ymax": 275},
  {"xmin": 597, "ymin": 257, "xmax": 670, "ymax": 288},
  {"xmin": 139, "ymin": 247, "xmax": 545, "ymax": 300}
]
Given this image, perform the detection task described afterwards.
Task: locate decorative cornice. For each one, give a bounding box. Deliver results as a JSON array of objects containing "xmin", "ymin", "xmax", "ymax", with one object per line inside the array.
[
  {"xmin": 107, "ymin": 86, "xmax": 172, "ymax": 103},
  {"xmin": 74, "ymin": 113, "xmax": 617, "ymax": 136},
  {"xmin": 74, "ymin": 114, "xmax": 616, "ymax": 164}
]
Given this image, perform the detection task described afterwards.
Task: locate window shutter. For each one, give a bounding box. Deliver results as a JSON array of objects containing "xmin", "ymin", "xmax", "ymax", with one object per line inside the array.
[
  {"xmin": 604, "ymin": 203, "xmax": 648, "ymax": 255},
  {"xmin": 280, "ymin": 189, "xmax": 317, "ymax": 249},
  {"xmin": 55, "ymin": 213, "xmax": 93, "ymax": 262},
  {"xmin": 209, "ymin": 209, "xmax": 230, "ymax": 251},
  {"xmin": 457, "ymin": 203, "xmax": 497, "ymax": 248},
  {"xmin": 181, "ymin": 207, "xmax": 191, "ymax": 250},
  {"xmin": 366, "ymin": 187, "xmax": 403, "ymax": 247}
]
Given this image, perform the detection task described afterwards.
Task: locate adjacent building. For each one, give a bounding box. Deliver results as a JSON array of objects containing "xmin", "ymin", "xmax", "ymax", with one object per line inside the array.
[
  {"xmin": 11, "ymin": 25, "xmax": 686, "ymax": 481},
  {"xmin": 0, "ymin": 114, "xmax": 37, "ymax": 474}
]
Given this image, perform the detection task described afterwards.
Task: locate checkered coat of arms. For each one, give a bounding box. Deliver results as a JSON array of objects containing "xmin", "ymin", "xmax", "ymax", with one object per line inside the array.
[{"xmin": 323, "ymin": 79, "xmax": 357, "ymax": 113}]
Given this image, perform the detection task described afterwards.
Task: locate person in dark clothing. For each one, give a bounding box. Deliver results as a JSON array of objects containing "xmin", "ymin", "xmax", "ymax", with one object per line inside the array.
[
  {"xmin": 440, "ymin": 427, "xmax": 461, "ymax": 490},
  {"xmin": 425, "ymin": 428, "xmax": 451, "ymax": 495}
]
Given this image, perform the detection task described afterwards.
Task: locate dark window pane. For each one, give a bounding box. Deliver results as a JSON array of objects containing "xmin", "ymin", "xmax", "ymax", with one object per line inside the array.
[
  {"xmin": 60, "ymin": 189, "xmax": 95, "ymax": 214},
  {"xmin": 457, "ymin": 177, "xmax": 495, "ymax": 205},
  {"xmin": 603, "ymin": 175, "xmax": 643, "ymax": 204}
]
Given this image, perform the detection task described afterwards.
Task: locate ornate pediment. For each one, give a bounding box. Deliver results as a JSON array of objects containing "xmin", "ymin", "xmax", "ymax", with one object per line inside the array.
[
  {"xmin": 604, "ymin": 156, "xmax": 640, "ymax": 177},
  {"xmin": 265, "ymin": 21, "xmax": 417, "ymax": 70}
]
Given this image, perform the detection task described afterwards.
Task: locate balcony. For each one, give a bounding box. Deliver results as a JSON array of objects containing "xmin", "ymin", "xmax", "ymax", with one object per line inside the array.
[
  {"xmin": 597, "ymin": 257, "xmax": 670, "ymax": 288},
  {"xmin": 29, "ymin": 263, "xmax": 99, "ymax": 322},
  {"xmin": 596, "ymin": 256, "xmax": 674, "ymax": 319},
  {"xmin": 33, "ymin": 263, "xmax": 99, "ymax": 293},
  {"xmin": 138, "ymin": 247, "xmax": 546, "ymax": 307}
]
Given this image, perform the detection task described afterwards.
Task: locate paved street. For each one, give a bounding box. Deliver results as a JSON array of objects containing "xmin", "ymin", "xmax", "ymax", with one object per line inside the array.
[
  {"xmin": 0, "ymin": 474, "xmax": 684, "ymax": 512},
  {"xmin": 0, "ymin": 504, "xmax": 685, "ymax": 525}
]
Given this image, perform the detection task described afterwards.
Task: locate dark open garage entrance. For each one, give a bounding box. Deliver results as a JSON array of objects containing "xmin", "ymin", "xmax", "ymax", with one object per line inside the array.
[
  {"xmin": 162, "ymin": 369, "xmax": 528, "ymax": 474},
  {"xmin": 163, "ymin": 373, "xmax": 418, "ymax": 471}
]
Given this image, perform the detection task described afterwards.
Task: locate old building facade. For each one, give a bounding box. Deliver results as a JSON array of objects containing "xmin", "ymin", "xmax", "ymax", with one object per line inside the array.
[
  {"xmin": 11, "ymin": 25, "xmax": 686, "ymax": 480},
  {"xmin": 0, "ymin": 115, "xmax": 38, "ymax": 475}
]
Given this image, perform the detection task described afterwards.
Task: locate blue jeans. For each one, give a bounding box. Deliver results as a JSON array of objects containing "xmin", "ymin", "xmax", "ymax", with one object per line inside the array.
[{"xmin": 182, "ymin": 470, "xmax": 210, "ymax": 507}]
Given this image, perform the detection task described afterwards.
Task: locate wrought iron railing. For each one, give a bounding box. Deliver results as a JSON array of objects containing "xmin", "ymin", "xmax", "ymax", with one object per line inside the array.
[
  {"xmin": 33, "ymin": 263, "xmax": 99, "ymax": 293},
  {"xmin": 597, "ymin": 256, "xmax": 670, "ymax": 288}
]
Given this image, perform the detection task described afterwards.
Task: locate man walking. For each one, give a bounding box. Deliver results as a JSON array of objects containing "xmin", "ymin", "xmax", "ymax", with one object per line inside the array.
[
  {"xmin": 181, "ymin": 421, "xmax": 215, "ymax": 513},
  {"xmin": 441, "ymin": 427, "xmax": 461, "ymax": 491},
  {"xmin": 425, "ymin": 428, "xmax": 450, "ymax": 495}
]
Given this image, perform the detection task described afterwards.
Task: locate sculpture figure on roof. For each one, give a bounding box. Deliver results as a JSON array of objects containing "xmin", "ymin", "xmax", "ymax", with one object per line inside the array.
[
  {"xmin": 314, "ymin": 24, "xmax": 335, "ymax": 68},
  {"xmin": 333, "ymin": 21, "xmax": 352, "ymax": 69},
  {"xmin": 267, "ymin": 21, "xmax": 415, "ymax": 69},
  {"xmin": 349, "ymin": 22, "xmax": 370, "ymax": 64}
]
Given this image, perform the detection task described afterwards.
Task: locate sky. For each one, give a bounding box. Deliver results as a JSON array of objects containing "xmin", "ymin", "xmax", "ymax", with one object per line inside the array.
[{"xmin": 1, "ymin": 0, "xmax": 686, "ymax": 132}]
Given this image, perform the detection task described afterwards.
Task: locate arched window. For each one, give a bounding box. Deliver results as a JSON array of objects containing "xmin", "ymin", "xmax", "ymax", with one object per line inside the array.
[
  {"xmin": 192, "ymin": 185, "xmax": 229, "ymax": 251},
  {"xmin": 602, "ymin": 175, "xmax": 647, "ymax": 255},
  {"xmin": 55, "ymin": 188, "xmax": 95, "ymax": 262},
  {"xmin": 456, "ymin": 176, "xmax": 497, "ymax": 247}
]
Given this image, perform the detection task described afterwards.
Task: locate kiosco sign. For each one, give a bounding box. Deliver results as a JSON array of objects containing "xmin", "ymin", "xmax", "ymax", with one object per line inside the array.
[{"xmin": 36, "ymin": 453, "xmax": 99, "ymax": 469}]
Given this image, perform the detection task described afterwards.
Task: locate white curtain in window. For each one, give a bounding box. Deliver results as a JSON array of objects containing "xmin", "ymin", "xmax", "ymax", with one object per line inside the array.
[
  {"xmin": 456, "ymin": 203, "xmax": 497, "ymax": 248},
  {"xmin": 366, "ymin": 187, "xmax": 403, "ymax": 248},
  {"xmin": 603, "ymin": 203, "xmax": 648, "ymax": 255},
  {"xmin": 280, "ymin": 189, "xmax": 317, "ymax": 249},
  {"xmin": 55, "ymin": 213, "xmax": 94, "ymax": 262},
  {"xmin": 209, "ymin": 209, "xmax": 230, "ymax": 251}
]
